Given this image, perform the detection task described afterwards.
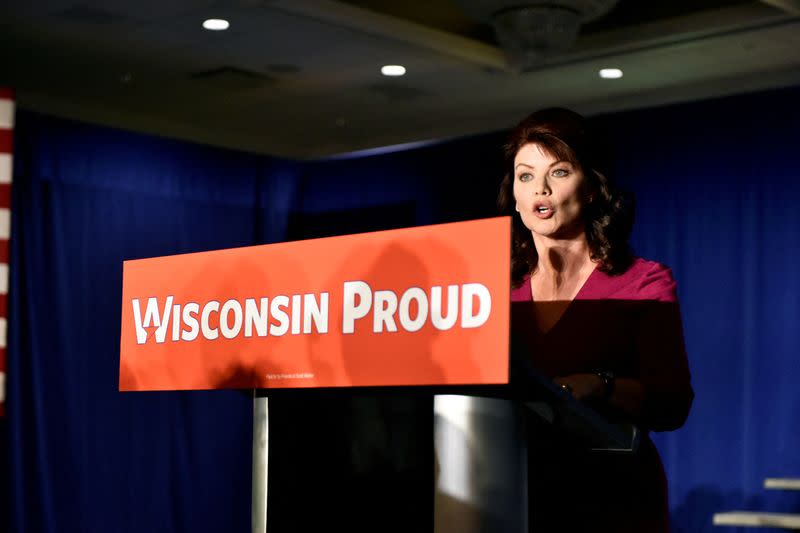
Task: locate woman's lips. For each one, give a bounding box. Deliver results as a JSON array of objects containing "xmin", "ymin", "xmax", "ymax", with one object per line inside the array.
[{"xmin": 533, "ymin": 203, "xmax": 554, "ymax": 219}]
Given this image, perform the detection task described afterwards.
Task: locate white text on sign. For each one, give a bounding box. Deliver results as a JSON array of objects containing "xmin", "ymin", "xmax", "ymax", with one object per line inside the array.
[{"xmin": 131, "ymin": 281, "xmax": 491, "ymax": 344}]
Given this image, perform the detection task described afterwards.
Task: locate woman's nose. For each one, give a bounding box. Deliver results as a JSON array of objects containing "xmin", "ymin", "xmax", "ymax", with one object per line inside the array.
[{"xmin": 532, "ymin": 174, "xmax": 550, "ymax": 195}]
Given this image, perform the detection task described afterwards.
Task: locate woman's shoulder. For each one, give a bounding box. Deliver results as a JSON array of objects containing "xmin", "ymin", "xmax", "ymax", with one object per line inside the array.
[
  {"xmin": 589, "ymin": 257, "xmax": 679, "ymax": 302},
  {"xmin": 510, "ymin": 274, "xmax": 532, "ymax": 302}
]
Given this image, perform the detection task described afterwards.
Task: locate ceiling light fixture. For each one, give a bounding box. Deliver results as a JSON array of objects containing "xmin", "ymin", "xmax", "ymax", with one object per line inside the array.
[
  {"xmin": 454, "ymin": 0, "xmax": 619, "ymax": 70},
  {"xmin": 203, "ymin": 19, "xmax": 230, "ymax": 31},
  {"xmin": 381, "ymin": 65, "xmax": 406, "ymax": 77},
  {"xmin": 599, "ymin": 68, "xmax": 623, "ymax": 79}
]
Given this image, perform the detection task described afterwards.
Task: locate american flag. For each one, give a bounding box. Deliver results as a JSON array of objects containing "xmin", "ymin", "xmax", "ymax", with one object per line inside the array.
[{"xmin": 0, "ymin": 88, "xmax": 13, "ymax": 416}]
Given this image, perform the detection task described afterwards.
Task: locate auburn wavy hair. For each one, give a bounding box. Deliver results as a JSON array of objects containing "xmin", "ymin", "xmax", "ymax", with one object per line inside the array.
[{"xmin": 497, "ymin": 108, "xmax": 634, "ymax": 287}]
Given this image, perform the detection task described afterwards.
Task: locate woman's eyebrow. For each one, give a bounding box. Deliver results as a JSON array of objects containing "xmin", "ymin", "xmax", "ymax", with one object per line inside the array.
[{"xmin": 515, "ymin": 160, "xmax": 570, "ymax": 171}]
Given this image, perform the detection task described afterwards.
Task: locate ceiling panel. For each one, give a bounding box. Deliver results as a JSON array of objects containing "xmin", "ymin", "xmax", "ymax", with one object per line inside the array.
[{"xmin": 1, "ymin": 0, "xmax": 798, "ymax": 158}]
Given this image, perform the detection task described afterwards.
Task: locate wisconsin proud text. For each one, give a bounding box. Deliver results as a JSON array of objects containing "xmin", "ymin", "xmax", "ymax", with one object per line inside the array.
[{"xmin": 131, "ymin": 281, "xmax": 492, "ymax": 344}]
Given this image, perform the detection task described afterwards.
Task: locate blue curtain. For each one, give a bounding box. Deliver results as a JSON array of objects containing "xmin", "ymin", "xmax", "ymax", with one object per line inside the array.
[
  {"xmin": 5, "ymin": 86, "xmax": 800, "ymax": 532},
  {"xmin": 594, "ymin": 92, "xmax": 800, "ymax": 531},
  {"xmin": 5, "ymin": 111, "xmax": 300, "ymax": 533}
]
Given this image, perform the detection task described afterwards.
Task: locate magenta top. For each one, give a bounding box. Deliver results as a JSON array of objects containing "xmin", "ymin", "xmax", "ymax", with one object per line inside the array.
[
  {"xmin": 513, "ymin": 258, "xmax": 694, "ymax": 532},
  {"xmin": 512, "ymin": 257, "xmax": 680, "ymax": 303},
  {"xmin": 510, "ymin": 257, "xmax": 693, "ymax": 431}
]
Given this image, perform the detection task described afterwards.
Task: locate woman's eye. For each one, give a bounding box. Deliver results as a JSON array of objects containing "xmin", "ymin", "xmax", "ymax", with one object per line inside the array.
[
  {"xmin": 518, "ymin": 173, "xmax": 532, "ymax": 182},
  {"xmin": 551, "ymin": 168, "xmax": 569, "ymax": 177}
]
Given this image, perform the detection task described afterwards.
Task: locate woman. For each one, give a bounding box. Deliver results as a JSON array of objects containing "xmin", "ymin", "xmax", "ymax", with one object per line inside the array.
[{"xmin": 498, "ymin": 108, "xmax": 694, "ymax": 532}]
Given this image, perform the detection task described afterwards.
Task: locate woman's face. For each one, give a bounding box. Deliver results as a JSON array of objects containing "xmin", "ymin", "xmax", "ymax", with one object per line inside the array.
[{"xmin": 512, "ymin": 143, "xmax": 588, "ymax": 240}]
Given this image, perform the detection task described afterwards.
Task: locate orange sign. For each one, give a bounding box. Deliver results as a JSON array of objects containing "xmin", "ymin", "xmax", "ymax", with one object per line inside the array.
[{"xmin": 119, "ymin": 217, "xmax": 510, "ymax": 391}]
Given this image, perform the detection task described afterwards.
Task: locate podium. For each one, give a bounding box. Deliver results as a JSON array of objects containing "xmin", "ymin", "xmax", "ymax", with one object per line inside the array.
[
  {"xmin": 431, "ymin": 354, "xmax": 638, "ymax": 532},
  {"xmin": 117, "ymin": 217, "xmax": 638, "ymax": 533},
  {"xmin": 250, "ymin": 363, "xmax": 638, "ymax": 533}
]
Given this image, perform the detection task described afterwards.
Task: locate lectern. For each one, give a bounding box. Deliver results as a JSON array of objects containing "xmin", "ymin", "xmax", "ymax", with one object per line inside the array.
[
  {"xmin": 250, "ymin": 364, "xmax": 637, "ymax": 533},
  {"xmin": 118, "ymin": 216, "xmax": 637, "ymax": 533}
]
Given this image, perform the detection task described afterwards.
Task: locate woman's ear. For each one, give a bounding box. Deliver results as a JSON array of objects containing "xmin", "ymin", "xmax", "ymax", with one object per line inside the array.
[{"xmin": 515, "ymin": 203, "xmax": 520, "ymax": 212}]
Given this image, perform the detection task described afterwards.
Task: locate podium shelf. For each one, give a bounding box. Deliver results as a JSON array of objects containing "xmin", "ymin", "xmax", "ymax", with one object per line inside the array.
[
  {"xmin": 712, "ymin": 511, "xmax": 800, "ymax": 529},
  {"xmin": 765, "ymin": 478, "xmax": 800, "ymax": 490}
]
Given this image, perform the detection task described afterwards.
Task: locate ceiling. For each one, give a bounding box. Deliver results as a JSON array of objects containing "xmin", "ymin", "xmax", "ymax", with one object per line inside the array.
[{"xmin": 1, "ymin": 0, "xmax": 799, "ymax": 159}]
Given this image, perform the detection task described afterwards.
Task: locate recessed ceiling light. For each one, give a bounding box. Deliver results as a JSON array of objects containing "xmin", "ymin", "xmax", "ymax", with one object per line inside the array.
[
  {"xmin": 599, "ymin": 68, "xmax": 623, "ymax": 79},
  {"xmin": 381, "ymin": 65, "xmax": 406, "ymax": 77},
  {"xmin": 203, "ymin": 18, "xmax": 229, "ymax": 31}
]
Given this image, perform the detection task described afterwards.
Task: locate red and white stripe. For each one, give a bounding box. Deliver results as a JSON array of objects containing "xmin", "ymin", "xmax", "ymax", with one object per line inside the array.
[{"xmin": 0, "ymin": 87, "xmax": 13, "ymax": 416}]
